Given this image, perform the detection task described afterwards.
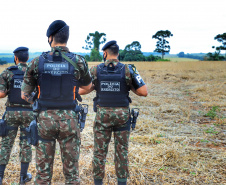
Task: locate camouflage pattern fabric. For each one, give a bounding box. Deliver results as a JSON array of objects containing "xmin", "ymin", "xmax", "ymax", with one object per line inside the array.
[
  {"xmin": 92, "ymin": 106, "xmax": 130, "ymax": 180},
  {"xmin": 0, "ymin": 111, "xmax": 33, "ymax": 164},
  {"xmin": 34, "ymin": 110, "xmax": 80, "ymax": 184},
  {"xmin": 90, "ymin": 59, "xmax": 133, "ymax": 181},
  {"xmin": 21, "ymin": 46, "xmax": 92, "ymax": 184},
  {"xmin": 0, "ymin": 63, "xmax": 33, "ymax": 165}
]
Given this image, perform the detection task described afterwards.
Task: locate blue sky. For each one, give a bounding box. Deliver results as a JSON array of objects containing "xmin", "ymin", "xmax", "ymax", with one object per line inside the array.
[{"xmin": 0, "ymin": 0, "xmax": 225, "ymax": 54}]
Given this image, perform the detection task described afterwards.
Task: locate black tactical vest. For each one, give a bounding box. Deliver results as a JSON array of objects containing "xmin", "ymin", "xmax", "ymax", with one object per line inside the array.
[
  {"xmin": 8, "ymin": 66, "xmax": 30, "ymax": 106},
  {"xmin": 95, "ymin": 62, "xmax": 130, "ymax": 107},
  {"xmin": 37, "ymin": 51, "xmax": 80, "ymax": 110}
]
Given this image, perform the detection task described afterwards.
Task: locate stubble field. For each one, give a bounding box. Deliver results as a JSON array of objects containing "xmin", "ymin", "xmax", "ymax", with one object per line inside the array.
[{"xmin": 0, "ymin": 61, "xmax": 225, "ymax": 184}]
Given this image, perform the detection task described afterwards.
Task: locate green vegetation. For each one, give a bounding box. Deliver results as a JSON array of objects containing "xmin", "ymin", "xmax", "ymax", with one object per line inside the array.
[
  {"xmin": 205, "ymin": 32, "xmax": 226, "ymax": 61},
  {"xmin": 83, "ymin": 31, "xmax": 106, "ymax": 61},
  {"xmin": 205, "ymin": 106, "xmax": 220, "ymax": 119},
  {"xmin": 0, "ymin": 59, "xmax": 7, "ymax": 65},
  {"xmin": 177, "ymin": 52, "xmax": 204, "ymax": 60},
  {"xmin": 119, "ymin": 41, "xmax": 160, "ymax": 61},
  {"xmin": 205, "ymin": 127, "xmax": 218, "ymax": 134},
  {"xmin": 152, "ymin": 30, "xmax": 173, "ymax": 59}
]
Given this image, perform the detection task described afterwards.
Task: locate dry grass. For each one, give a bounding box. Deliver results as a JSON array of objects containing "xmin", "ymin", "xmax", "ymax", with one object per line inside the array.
[{"xmin": 0, "ymin": 61, "xmax": 225, "ymax": 184}]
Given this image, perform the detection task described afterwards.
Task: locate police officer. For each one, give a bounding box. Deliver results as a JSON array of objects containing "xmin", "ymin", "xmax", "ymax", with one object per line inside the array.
[
  {"xmin": 21, "ymin": 20, "xmax": 92, "ymax": 184},
  {"xmin": 79, "ymin": 41, "xmax": 147, "ymax": 185},
  {"xmin": 0, "ymin": 47, "xmax": 33, "ymax": 184}
]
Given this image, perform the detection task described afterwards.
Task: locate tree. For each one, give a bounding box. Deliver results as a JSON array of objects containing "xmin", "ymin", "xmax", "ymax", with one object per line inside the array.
[
  {"xmin": 83, "ymin": 31, "xmax": 106, "ymax": 51},
  {"xmin": 0, "ymin": 59, "xmax": 7, "ymax": 65},
  {"xmin": 177, "ymin": 52, "xmax": 185, "ymax": 58},
  {"xmin": 205, "ymin": 52, "xmax": 225, "ymax": 61},
  {"xmin": 90, "ymin": 49, "xmax": 102, "ymax": 61},
  {"xmin": 152, "ymin": 30, "xmax": 173, "ymax": 59},
  {"xmin": 120, "ymin": 41, "xmax": 145, "ymax": 61},
  {"xmin": 83, "ymin": 31, "xmax": 106, "ymax": 61},
  {"xmin": 125, "ymin": 41, "xmax": 141, "ymax": 51},
  {"xmin": 84, "ymin": 54, "xmax": 90, "ymax": 62},
  {"xmin": 213, "ymin": 33, "xmax": 226, "ymax": 60}
]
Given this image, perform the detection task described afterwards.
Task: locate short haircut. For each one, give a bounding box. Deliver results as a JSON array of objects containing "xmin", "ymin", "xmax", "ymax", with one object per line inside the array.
[
  {"xmin": 106, "ymin": 44, "xmax": 119, "ymax": 56},
  {"xmin": 14, "ymin": 51, "xmax": 29, "ymax": 62},
  {"xmin": 53, "ymin": 26, "xmax": 69, "ymax": 44}
]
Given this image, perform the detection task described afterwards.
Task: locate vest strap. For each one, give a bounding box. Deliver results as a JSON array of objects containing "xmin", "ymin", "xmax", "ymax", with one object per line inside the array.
[{"xmin": 61, "ymin": 53, "xmax": 80, "ymax": 72}]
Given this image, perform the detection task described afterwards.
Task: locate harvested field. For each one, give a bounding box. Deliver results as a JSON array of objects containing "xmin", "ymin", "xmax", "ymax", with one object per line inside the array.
[{"xmin": 0, "ymin": 61, "xmax": 225, "ymax": 184}]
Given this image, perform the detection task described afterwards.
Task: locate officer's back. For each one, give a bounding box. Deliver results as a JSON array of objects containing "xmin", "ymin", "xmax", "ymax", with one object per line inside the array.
[{"xmin": 21, "ymin": 20, "xmax": 92, "ymax": 185}]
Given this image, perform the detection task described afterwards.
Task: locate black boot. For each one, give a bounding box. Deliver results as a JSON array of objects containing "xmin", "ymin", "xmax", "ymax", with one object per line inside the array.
[
  {"xmin": 94, "ymin": 179, "xmax": 103, "ymax": 185},
  {"xmin": 0, "ymin": 164, "xmax": 6, "ymax": 185},
  {"xmin": 19, "ymin": 173, "xmax": 32, "ymax": 185},
  {"xmin": 118, "ymin": 180, "xmax": 127, "ymax": 185}
]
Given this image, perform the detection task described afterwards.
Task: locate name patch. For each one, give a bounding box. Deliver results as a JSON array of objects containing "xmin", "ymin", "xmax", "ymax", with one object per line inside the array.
[
  {"xmin": 44, "ymin": 63, "xmax": 69, "ymax": 75},
  {"xmin": 100, "ymin": 81, "xmax": 120, "ymax": 92},
  {"xmin": 14, "ymin": 79, "xmax": 23, "ymax": 88}
]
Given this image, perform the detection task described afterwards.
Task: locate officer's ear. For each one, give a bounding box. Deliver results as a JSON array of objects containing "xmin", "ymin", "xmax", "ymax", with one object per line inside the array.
[
  {"xmin": 14, "ymin": 56, "xmax": 19, "ymax": 64},
  {"xmin": 48, "ymin": 36, "xmax": 53, "ymax": 43},
  {"xmin": 103, "ymin": 51, "xmax": 106, "ymax": 57}
]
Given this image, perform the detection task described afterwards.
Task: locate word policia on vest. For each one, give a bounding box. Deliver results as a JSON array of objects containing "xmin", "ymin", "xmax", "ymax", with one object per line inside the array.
[{"xmin": 100, "ymin": 81, "xmax": 120, "ymax": 92}]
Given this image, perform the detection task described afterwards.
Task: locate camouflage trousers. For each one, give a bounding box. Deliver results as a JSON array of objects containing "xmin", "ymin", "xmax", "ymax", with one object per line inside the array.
[
  {"xmin": 92, "ymin": 106, "xmax": 130, "ymax": 181},
  {"xmin": 34, "ymin": 110, "xmax": 81, "ymax": 185},
  {"xmin": 0, "ymin": 110, "xmax": 33, "ymax": 164}
]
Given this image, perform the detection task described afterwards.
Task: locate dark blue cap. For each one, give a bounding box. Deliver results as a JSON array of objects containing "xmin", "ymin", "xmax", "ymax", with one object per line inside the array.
[
  {"xmin": 102, "ymin": 40, "xmax": 117, "ymax": 50},
  {"xmin": 13, "ymin": 47, "xmax": 29, "ymax": 53},
  {"xmin": 46, "ymin": 20, "xmax": 68, "ymax": 37}
]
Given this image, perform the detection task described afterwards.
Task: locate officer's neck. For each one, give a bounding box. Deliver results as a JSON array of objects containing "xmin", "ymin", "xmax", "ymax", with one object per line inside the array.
[
  {"xmin": 51, "ymin": 42, "xmax": 67, "ymax": 47},
  {"xmin": 106, "ymin": 55, "xmax": 118, "ymax": 60},
  {"xmin": 15, "ymin": 61, "xmax": 27, "ymax": 65}
]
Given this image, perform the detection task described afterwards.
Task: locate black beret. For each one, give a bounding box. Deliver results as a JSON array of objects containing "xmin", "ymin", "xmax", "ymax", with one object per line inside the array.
[
  {"xmin": 46, "ymin": 20, "xmax": 68, "ymax": 37},
  {"xmin": 102, "ymin": 40, "xmax": 117, "ymax": 50},
  {"xmin": 13, "ymin": 47, "xmax": 29, "ymax": 53}
]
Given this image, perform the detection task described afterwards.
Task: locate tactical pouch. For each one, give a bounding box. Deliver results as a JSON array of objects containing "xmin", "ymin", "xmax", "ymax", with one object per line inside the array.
[{"xmin": 25, "ymin": 120, "xmax": 39, "ymax": 146}]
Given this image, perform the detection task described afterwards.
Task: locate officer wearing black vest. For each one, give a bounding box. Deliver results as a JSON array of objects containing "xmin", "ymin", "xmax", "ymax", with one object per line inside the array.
[
  {"xmin": 79, "ymin": 41, "xmax": 148, "ymax": 185},
  {"xmin": 0, "ymin": 47, "xmax": 33, "ymax": 184},
  {"xmin": 21, "ymin": 20, "xmax": 92, "ymax": 184}
]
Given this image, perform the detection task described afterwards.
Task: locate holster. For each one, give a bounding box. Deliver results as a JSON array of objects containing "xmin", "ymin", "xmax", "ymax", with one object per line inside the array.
[
  {"xmin": 79, "ymin": 104, "xmax": 88, "ymax": 132},
  {"xmin": 93, "ymin": 97, "xmax": 97, "ymax": 112},
  {"xmin": 0, "ymin": 112, "xmax": 18, "ymax": 137},
  {"xmin": 131, "ymin": 108, "xmax": 139, "ymax": 130},
  {"xmin": 25, "ymin": 119, "xmax": 39, "ymax": 146},
  {"xmin": 25, "ymin": 119, "xmax": 55, "ymax": 146}
]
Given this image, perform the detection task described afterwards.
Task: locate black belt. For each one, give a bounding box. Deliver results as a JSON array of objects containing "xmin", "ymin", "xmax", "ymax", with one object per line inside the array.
[{"xmin": 6, "ymin": 107, "xmax": 32, "ymax": 111}]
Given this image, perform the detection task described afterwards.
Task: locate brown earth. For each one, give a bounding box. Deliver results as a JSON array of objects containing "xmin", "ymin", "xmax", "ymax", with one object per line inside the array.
[{"xmin": 0, "ymin": 61, "xmax": 225, "ymax": 184}]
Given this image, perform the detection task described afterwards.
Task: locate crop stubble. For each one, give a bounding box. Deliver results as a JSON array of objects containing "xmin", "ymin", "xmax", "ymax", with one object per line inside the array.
[{"xmin": 0, "ymin": 61, "xmax": 225, "ymax": 184}]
